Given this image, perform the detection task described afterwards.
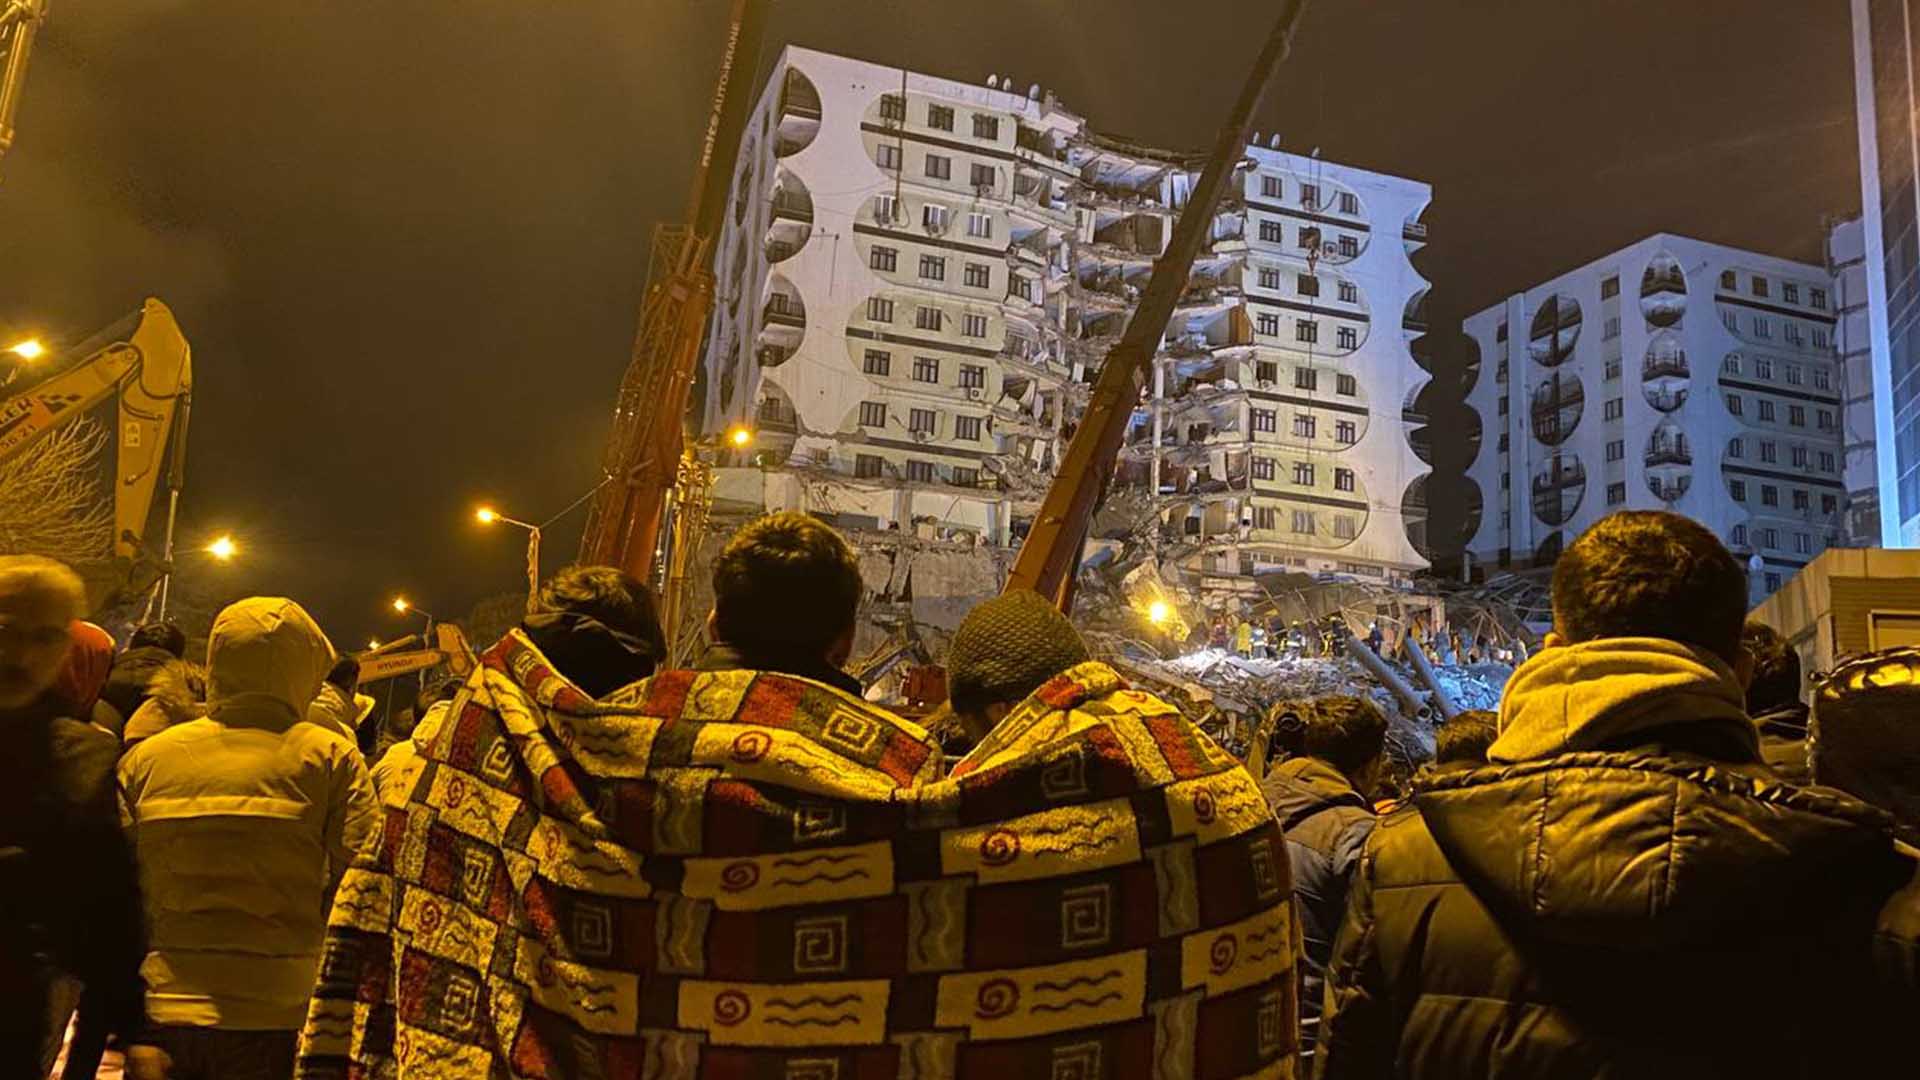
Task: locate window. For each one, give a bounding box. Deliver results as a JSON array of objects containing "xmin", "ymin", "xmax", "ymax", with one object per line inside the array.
[
  {"xmin": 873, "ymin": 193, "xmax": 898, "ymax": 224},
  {"xmin": 1793, "ymin": 488, "xmax": 1810, "ymax": 510},
  {"xmin": 859, "ymin": 401, "xmax": 887, "ymax": 427},
  {"xmin": 1498, "ymin": 398, "xmax": 1509, "ymax": 416},
  {"xmin": 1259, "ymin": 220, "xmax": 1285, "ymax": 243},
  {"xmin": 961, "ymin": 312, "xmax": 988, "ymax": 337},
  {"xmin": 1752, "ymin": 276, "xmax": 1770, "ymax": 298},
  {"xmin": 870, "ymin": 245, "xmax": 898, "ymax": 272},
  {"xmin": 1261, "ymin": 175, "xmax": 1283, "ymax": 198},
  {"xmin": 1732, "ymin": 524, "xmax": 1748, "ymax": 546},
  {"xmin": 1601, "ymin": 275, "xmax": 1620, "ymax": 299},
  {"xmin": 914, "ymin": 305, "xmax": 941, "ymax": 331},
  {"xmin": 1720, "ymin": 269, "xmax": 1737, "ymax": 289},
  {"xmin": 1604, "ymin": 317, "xmax": 1620, "ymax": 340},
  {"xmin": 1823, "ymin": 494, "xmax": 1839, "ymax": 514},
  {"xmin": 1607, "ymin": 482, "xmax": 1626, "ymax": 505},
  {"xmin": 1758, "ymin": 400, "xmax": 1776, "ymax": 422},
  {"xmin": 963, "ymin": 263, "xmax": 991, "ymax": 290},
  {"xmin": 1337, "ymin": 374, "xmax": 1357, "ymax": 396},
  {"xmin": 1604, "ymin": 397, "xmax": 1624, "ymax": 421},
  {"xmin": 955, "ymin": 415, "xmax": 983, "ymax": 441},
  {"xmin": 1755, "ymin": 358, "xmax": 1774, "ymax": 379},
  {"xmin": 1299, "ymin": 226, "xmax": 1321, "ymax": 250},
  {"xmin": 1795, "ymin": 532, "xmax": 1813, "ymax": 555},
  {"xmin": 855, "ymin": 453, "xmax": 884, "ymax": 479},
  {"xmin": 1293, "ymin": 414, "xmax": 1317, "ymax": 438},
  {"xmin": 1605, "ymin": 356, "xmax": 1622, "ymax": 381},
  {"xmin": 1252, "ymin": 457, "xmax": 1275, "ymax": 481},
  {"xmin": 1722, "ymin": 309, "xmax": 1738, "ymax": 332},
  {"xmin": 1010, "ymin": 275, "xmax": 1033, "ymax": 301},
  {"xmin": 879, "ymin": 94, "xmax": 906, "ymax": 123},
  {"xmin": 1606, "ymin": 439, "xmax": 1625, "ymax": 462},
  {"xmin": 1811, "ymin": 287, "xmax": 1829, "ymax": 310},
  {"xmin": 912, "ymin": 356, "xmax": 940, "ymax": 383},
  {"xmin": 1295, "ymin": 320, "xmax": 1320, "ymax": 344},
  {"xmin": 1337, "ymin": 327, "xmax": 1358, "ymax": 349},
  {"xmin": 1291, "ymin": 509, "xmax": 1316, "ymax": 534},
  {"xmin": 1301, "ymin": 183, "xmax": 1321, "ymax": 207},
  {"xmin": 972, "ymin": 113, "xmax": 999, "ymax": 140},
  {"xmin": 1753, "ymin": 317, "xmax": 1772, "ymax": 340},
  {"xmin": 1258, "ymin": 267, "xmax": 1280, "ymax": 290},
  {"xmin": 1760, "ymin": 440, "xmax": 1777, "ymax": 463},
  {"xmin": 1785, "ymin": 324, "xmax": 1805, "ymax": 347},
  {"xmin": 1335, "ymin": 419, "xmax": 1357, "ymax": 444},
  {"xmin": 1762, "ymin": 485, "xmax": 1779, "ymax": 507},
  {"xmin": 922, "ymin": 204, "xmax": 949, "ymax": 233},
  {"xmin": 1256, "ymin": 360, "xmax": 1279, "ymax": 383},
  {"xmin": 1788, "ymin": 405, "xmax": 1806, "ymax": 427},
  {"xmin": 926, "ymin": 104, "xmax": 956, "ymax": 130},
  {"xmin": 1333, "ymin": 516, "xmax": 1357, "ymax": 540},
  {"xmin": 863, "ymin": 349, "xmax": 891, "ymax": 376},
  {"xmin": 1338, "ymin": 235, "xmax": 1359, "ymax": 258},
  {"xmin": 1820, "ymin": 451, "xmax": 1836, "ymax": 472},
  {"xmin": 1298, "ymin": 274, "xmax": 1321, "ymax": 297},
  {"xmin": 1813, "ymin": 327, "xmax": 1830, "ymax": 349},
  {"xmin": 1818, "ymin": 409, "xmax": 1835, "ymax": 431},
  {"xmin": 1723, "ymin": 355, "xmax": 1741, "ymax": 375},
  {"xmin": 959, "ymin": 364, "xmax": 985, "ymax": 389},
  {"xmin": 918, "ymin": 254, "xmax": 946, "ymax": 281},
  {"xmin": 954, "ymin": 465, "xmax": 981, "ymax": 487},
  {"xmin": 1786, "ymin": 364, "xmax": 1804, "ymax": 385},
  {"xmin": 1783, "ymin": 283, "xmax": 1800, "ymax": 304},
  {"xmin": 966, "ymin": 213, "xmax": 993, "ymax": 241},
  {"xmin": 877, "ymin": 143, "xmax": 902, "ymax": 171},
  {"xmin": 1295, "ymin": 368, "xmax": 1319, "ymax": 391},
  {"xmin": 1252, "ymin": 408, "xmax": 1276, "ymax": 433},
  {"xmin": 1728, "ymin": 436, "xmax": 1746, "ymax": 460},
  {"xmin": 1792, "ymin": 446, "xmax": 1809, "ymax": 468},
  {"xmin": 908, "ymin": 407, "xmax": 936, "ymax": 434},
  {"xmin": 1293, "ymin": 461, "xmax": 1316, "ymax": 485},
  {"xmin": 1256, "ymin": 312, "xmax": 1280, "ymax": 336},
  {"xmin": 1338, "ymin": 281, "xmax": 1358, "ymax": 303},
  {"xmin": 1731, "ymin": 479, "xmax": 1748, "ymax": 502},
  {"xmin": 1339, "ymin": 192, "xmax": 1359, "ymax": 215},
  {"xmin": 905, "ymin": 460, "xmax": 937, "ymax": 483},
  {"xmin": 1760, "ymin": 528, "xmax": 1779, "ymax": 550},
  {"xmin": 1334, "ymin": 467, "xmax": 1355, "ymax": 492},
  {"xmin": 970, "ymin": 162, "xmax": 996, "ymax": 189},
  {"xmin": 1253, "ymin": 506, "xmax": 1277, "ymax": 531},
  {"xmin": 924, "ymin": 154, "xmax": 951, "ymax": 180}
]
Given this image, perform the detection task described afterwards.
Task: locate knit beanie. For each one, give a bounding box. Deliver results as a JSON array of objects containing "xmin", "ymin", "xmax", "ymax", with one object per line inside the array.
[{"xmin": 947, "ymin": 589, "xmax": 1091, "ymax": 713}]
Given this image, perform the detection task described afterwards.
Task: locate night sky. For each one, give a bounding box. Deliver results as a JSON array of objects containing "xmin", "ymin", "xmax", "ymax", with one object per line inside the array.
[{"xmin": 0, "ymin": 0, "xmax": 1859, "ymax": 647}]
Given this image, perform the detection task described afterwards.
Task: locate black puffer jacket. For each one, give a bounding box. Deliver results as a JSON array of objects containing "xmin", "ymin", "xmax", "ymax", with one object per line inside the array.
[
  {"xmin": 1753, "ymin": 701, "xmax": 1810, "ymax": 785},
  {"xmin": 1315, "ymin": 638, "xmax": 1916, "ymax": 1080},
  {"xmin": 1262, "ymin": 756, "xmax": 1375, "ymax": 1060}
]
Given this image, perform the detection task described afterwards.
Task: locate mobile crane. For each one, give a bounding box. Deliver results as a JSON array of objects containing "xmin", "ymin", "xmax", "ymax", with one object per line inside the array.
[{"xmin": 0, "ymin": 297, "xmax": 193, "ymax": 602}]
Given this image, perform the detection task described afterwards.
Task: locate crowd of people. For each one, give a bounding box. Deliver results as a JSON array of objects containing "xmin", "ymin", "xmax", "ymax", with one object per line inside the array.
[{"xmin": 0, "ymin": 507, "xmax": 1916, "ymax": 1079}]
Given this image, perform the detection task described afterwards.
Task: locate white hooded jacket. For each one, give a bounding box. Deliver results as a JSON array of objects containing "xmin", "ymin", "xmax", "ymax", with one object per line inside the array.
[{"xmin": 118, "ymin": 597, "xmax": 379, "ymax": 1030}]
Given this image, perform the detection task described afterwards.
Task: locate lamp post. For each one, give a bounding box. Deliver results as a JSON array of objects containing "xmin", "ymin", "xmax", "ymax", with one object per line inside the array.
[
  {"xmin": 158, "ymin": 533, "xmax": 237, "ymax": 620},
  {"xmin": 391, "ymin": 596, "xmax": 436, "ymax": 640},
  {"xmin": 475, "ymin": 507, "xmax": 541, "ymax": 611}
]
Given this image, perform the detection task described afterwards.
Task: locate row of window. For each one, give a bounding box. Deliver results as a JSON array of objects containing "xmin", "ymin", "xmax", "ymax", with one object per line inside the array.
[
  {"xmin": 873, "ymin": 194, "xmax": 996, "ymax": 240},
  {"xmin": 860, "ymin": 348, "xmax": 988, "ymax": 389},
  {"xmin": 1255, "ymin": 362, "xmax": 1359, "ymax": 396},
  {"xmin": 1252, "ymin": 312, "xmax": 1359, "ymax": 348},
  {"xmin": 856, "ymin": 401, "xmax": 988, "ymax": 441},
  {"xmin": 1729, "ymin": 523, "xmax": 1822, "ymax": 556},
  {"xmin": 1719, "ymin": 308, "xmax": 1831, "ymax": 349},
  {"xmin": 1249, "ymin": 458, "xmax": 1357, "ymax": 491},
  {"xmin": 879, "ymin": 95, "xmax": 1003, "ymax": 144},
  {"xmin": 1256, "ymin": 175, "xmax": 1362, "ymax": 217},
  {"xmin": 1721, "ymin": 354, "xmax": 1833, "ymax": 389},
  {"xmin": 851, "ymin": 451, "xmax": 986, "ymax": 488},
  {"xmin": 1726, "ymin": 437, "xmax": 1836, "ymax": 472},
  {"xmin": 1720, "ymin": 269, "xmax": 1828, "ymax": 311},
  {"xmin": 868, "ymin": 245, "xmax": 1001, "ymax": 289},
  {"xmin": 1252, "ymin": 266, "xmax": 1360, "ymax": 304},
  {"xmin": 1250, "ymin": 408, "xmax": 1359, "ymax": 444},
  {"xmin": 873, "ymin": 143, "xmax": 1000, "ymax": 191},
  {"xmin": 1254, "ymin": 219, "xmax": 1361, "ymax": 258},
  {"xmin": 1728, "ymin": 480, "xmax": 1839, "ymax": 518},
  {"xmin": 1723, "ymin": 394, "xmax": 1836, "ymax": 430},
  {"xmin": 1249, "ymin": 505, "xmax": 1360, "ymax": 539}
]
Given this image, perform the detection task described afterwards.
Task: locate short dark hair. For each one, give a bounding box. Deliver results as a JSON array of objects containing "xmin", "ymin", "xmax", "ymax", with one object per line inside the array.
[
  {"xmin": 1300, "ymin": 694, "xmax": 1388, "ymax": 776},
  {"xmin": 325, "ymin": 655, "xmax": 361, "ymax": 693},
  {"xmin": 1551, "ymin": 510, "xmax": 1748, "ymax": 665},
  {"xmin": 534, "ymin": 565, "xmax": 667, "ymax": 648},
  {"xmin": 1742, "ymin": 620, "xmax": 1801, "ymax": 713},
  {"xmin": 712, "ymin": 512, "xmax": 862, "ymax": 663},
  {"xmin": 129, "ymin": 620, "xmax": 187, "ymax": 658},
  {"xmin": 1434, "ymin": 710, "xmax": 1498, "ymax": 767}
]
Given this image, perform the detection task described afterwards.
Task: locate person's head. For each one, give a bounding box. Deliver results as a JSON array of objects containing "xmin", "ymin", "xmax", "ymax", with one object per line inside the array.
[
  {"xmin": 324, "ymin": 655, "xmax": 362, "ymax": 695},
  {"xmin": 128, "ymin": 620, "xmax": 188, "ymax": 659},
  {"xmin": 0, "ymin": 555, "xmax": 86, "ymax": 709},
  {"xmin": 1433, "ymin": 709, "xmax": 1498, "ymax": 769},
  {"xmin": 709, "ymin": 512, "xmax": 863, "ymax": 669},
  {"xmin": 49, "ymin": 621, "xmax": 116, "ymax": 717},
  {"xmin": 527, "ymin": 564, "xmax": 668, "ymax": 695},
  {"xmin": 205, "ymin": 597, "xmax": 336, "ymax": 717},
  {"xmin": 1742, "ymin": 620, "xmax": 1801, "ymax": 714},
  {"xmin": 1301, "ymin": 694, "xmax": 1390, "ymax": 793},
  {"xmin": 1548, "ymin": 510, "xmax": 1750, "ymax": 676},
  {"xmin": 414, "ymin": 676, "xmax": 461, "ymax": 720},
  {"xmin": 946, "ymin": 589, "xmax": 1092, "ymax": 739}
]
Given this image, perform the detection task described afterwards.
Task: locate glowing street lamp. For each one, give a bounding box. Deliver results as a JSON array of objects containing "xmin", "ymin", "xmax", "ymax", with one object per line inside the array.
[
  {"xmin": 7, "ymin": 338, "xmax": 44, "ymax": 360},
  {"xmin": 205, "ymin": 535, "xmax": 238, "ymax": 561},
  {"xmin": 474, "ymin": 505, "xmax": 541, "ymax": 608},
  {"xmin": 726, "ymin": 424, "xmax": 754, "ymax": 450}
]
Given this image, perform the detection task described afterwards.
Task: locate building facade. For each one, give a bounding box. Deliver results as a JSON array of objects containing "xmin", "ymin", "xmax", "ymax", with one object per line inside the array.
[
  {"xmin": 1465, "ymin": 234, "xmax": 1846, "ymax": 598},
  {"xmin": 701, "ymin": 46, "xmax": 1433, "ymax": 585},
  {"xmin": 1830, "ymin": 215, "xmax": 1884, "ymax": 545},
  {"xmin": 1849, "ymin": 0, "xmax": 1920, "ymax": 547}
]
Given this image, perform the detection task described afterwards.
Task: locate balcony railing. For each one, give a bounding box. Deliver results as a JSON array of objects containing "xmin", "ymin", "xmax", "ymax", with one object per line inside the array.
[
  {"xmin": 1646, "ymin": 388, "xmax": 1688, "ymax": 411},
  {"xmin": 757, "ymin": 345, "xmax": 792, "ymax": 367},
  {"xmin": 1531, "ymin": 464, "xmax": 1587, "ymax": 494},
  {"xmin": 1644, "ymin": 443, "xmax": 1692, "ymax": 467},
  {"xmin": 1649, "ymin": 477, "xmax": 1691, "ymax": 502},
  {"xmin": 762, "ymin": 299, "xmax": 805, "ymax": 328},
  {"xmin": 1642, "ymin": 351, "xmax": 1689, "ymax": 381},
  {"xmin": 756, "ymin": 402, "xmax": 797, "ymax": 432},
  {"xmin": 766, "ymin": 240, "xmax": 798, "ymax": 263},
  {"xmin": 770, "ymin": 192, "xmax": 814, "ymax": 222},
  {"xmin": 1403, "ymin": 221, "xmax": 1429, "ymax": 242}
]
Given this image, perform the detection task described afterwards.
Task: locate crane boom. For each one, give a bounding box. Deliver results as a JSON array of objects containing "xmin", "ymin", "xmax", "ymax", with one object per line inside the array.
[
  {"xmin": 0, "ymin": 297, "xmax": 192, "ymax": 559},
  {"xmin": 0, "ymin": 0, "xmax": 47, "ymax": 170},
  {"xmin": 1003, "ymin": 0, "xmax": 1313, "ymax": 609}
]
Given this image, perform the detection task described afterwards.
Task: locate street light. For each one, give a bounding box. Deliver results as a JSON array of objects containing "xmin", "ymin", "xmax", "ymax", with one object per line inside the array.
[
  {"xmin": 7, "ymin": 338, "xmax": 44, "ymax": 360},
  {"xmin": 726, "ymin": 424, "xmax": 754, "ymax": 450},
  {"xmin": 474, "ymin": 505, "xmax": 541, "ymax": 609},
  {"xmin": 206, "ymin": 535, "xmax": 238, "ymax": 561}
]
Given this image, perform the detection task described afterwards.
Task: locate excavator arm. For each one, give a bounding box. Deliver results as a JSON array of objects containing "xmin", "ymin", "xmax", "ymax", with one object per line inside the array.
[
  {"xmin": 0, "ymin": 297, "xmax": 192, "ymax": 559},
  {"xmin": 0, "ymin": 0, "xmax": 47, "ymax": 170}
]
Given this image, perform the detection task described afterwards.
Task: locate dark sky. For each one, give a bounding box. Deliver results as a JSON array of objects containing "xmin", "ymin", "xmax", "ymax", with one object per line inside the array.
[{"xmin": 0, "ymin": 0, "xmax": 1858, "ymax": 646}]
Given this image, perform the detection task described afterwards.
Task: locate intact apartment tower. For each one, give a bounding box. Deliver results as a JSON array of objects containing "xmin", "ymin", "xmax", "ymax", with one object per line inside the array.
[
  {"xmin": 699, "ymin": 46, "xmax": 1435, "ymax": 585},
  {"xmin": 1850, "ymin": 0, "xmax": 1920, "ymax": 546},
  {"xmin": 1464, "ymin": 235, "xmax": 1846, "ymax": 598},
  {"xmin": 1829, "ymin": 216, "xmax": 1884, "ymax": 546}
]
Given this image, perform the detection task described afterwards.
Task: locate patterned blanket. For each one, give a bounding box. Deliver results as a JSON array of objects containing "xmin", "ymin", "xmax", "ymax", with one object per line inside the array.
[{"xmin": 298, "ymin": 633, "xmax": 1298, "ymax": 1079}]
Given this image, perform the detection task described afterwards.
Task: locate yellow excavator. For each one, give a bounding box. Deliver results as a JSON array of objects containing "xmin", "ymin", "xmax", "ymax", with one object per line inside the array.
[{"xmin": 0, "ymin": 297, "xmax": 193, "ymax": 603}]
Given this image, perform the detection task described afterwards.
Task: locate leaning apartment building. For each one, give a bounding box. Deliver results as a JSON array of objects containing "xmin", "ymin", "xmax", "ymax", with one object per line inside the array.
[
  {"xmin": 698, "ymin": 46, "xmax": 1437, "ymax": 588},
  {"xmin": 1465, "ymin": 234, "xmax": 1849, "ymax": 598}
]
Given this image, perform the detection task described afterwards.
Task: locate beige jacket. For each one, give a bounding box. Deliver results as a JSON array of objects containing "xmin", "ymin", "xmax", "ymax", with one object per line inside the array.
[{"xmin": 118, "ymin": 597, "xmax": 380, "ymax": 1030}]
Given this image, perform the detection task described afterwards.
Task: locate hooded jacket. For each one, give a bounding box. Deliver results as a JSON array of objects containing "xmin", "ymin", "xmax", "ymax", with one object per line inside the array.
[
  {"xmin": 1315, "ymin": 638, "xmax": 1915, "ymax": 1080},
  {"xmin": 118, "ymin": 598, "xmax": 379, "ymax": 1031},
  {"xmin": 99, "ymin": 644, "xmax": 179, "ymax": 733},
  {"xmin": 367, "ymin": 697, "xmax": 451, "ymax": 801},
  {"xmin": 1262, "ymin": 755, "xmax": 1375, "ymax": 1061}
]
